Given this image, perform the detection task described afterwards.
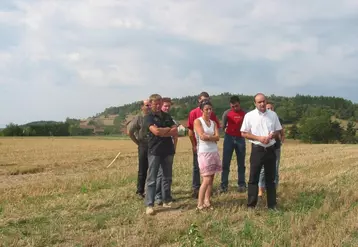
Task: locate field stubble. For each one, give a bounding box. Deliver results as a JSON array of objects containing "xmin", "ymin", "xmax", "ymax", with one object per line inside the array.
[{"xmin": 0, "ymin": 137, "xmax": 357, "ymax": 247}]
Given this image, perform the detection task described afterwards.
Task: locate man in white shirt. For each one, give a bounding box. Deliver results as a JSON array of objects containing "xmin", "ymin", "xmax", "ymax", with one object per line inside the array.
[{"xmin": 240, "ymin": 93, "xmax": 282, "ymax": 210}]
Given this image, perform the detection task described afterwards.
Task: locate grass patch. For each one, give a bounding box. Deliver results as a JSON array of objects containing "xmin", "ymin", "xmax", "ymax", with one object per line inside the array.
[{"xmin": 291, "ymin": 190, "xmax": 326, "ymax": 213}]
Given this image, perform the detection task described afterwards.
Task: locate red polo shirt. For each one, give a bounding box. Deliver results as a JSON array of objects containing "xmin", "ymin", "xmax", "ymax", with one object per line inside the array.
[
  {"xmin": 222, "ymin": 109, "xmax": 246, "ymax": 137},
  {"xmin": 187, "ymin": 107, "xmax": 220, "ymax": 146}
]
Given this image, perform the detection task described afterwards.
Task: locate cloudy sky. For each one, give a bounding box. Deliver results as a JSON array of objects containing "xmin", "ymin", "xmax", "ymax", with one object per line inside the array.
[{"xmin": 1, "ymin": 0, "xmax": 358, "ymax": 126}]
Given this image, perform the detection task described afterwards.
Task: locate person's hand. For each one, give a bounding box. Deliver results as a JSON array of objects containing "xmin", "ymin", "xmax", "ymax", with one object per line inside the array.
[
  {"xmin": 281, "ymin": 135, "xmax": 285, "ymax": 143},
  {"xmin": 259, "ymin": 136, "xmax": 270, "ymax": 144},
  {"xmin": 192, "ymin": 145, "xmax": 197, "ymax": 153},
  {"xmin": 268, "ymin": 131, "xmax": 274, "ymax": 140},
  {"xmin": 258, "ymin": 136, "xmax": 267, "ymax": 144}
]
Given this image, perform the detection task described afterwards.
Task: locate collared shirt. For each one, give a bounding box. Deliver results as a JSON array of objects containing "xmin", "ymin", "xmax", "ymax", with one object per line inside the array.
[
  {"xmin": 128, "ymin": 112, "xmax": 148, "ymax": 143},
  {"xmin": 240, "ymin": 108, "xmax": 282, "ymax": 147},
  {"xmin": 144, "ymin": 110, "xmax": 176, "ymax": 156},
  {"xmin": 187, "ymin": 107, "xmax": 220, "ymax": 146},
  {"xmin": 222, "ymin": 108, "xmax": 246, "ymax": 137}
]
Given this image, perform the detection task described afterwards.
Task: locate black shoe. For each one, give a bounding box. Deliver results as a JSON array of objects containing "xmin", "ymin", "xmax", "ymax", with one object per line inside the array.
[
  {"xmin": 238, "ymin": 186, "xmax": 247, "ymax": 193},
  {"xmin": 136, "ymin": 192, "xmax": 145, "ymax": 199}
]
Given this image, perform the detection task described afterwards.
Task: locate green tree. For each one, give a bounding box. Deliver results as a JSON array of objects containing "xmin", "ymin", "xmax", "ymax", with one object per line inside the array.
[
  {"xmin": 287, "ymin": 124, "xmax": 299, "ymax": 139},
  {"xmin": 2, "ymin": 123, "xmax": 23, "ymax": 136},
  {"xmin": 298, "ymin": 115, "xmax": 342, "ymax": 144},
  {"xmin": 341, "ymin": 121, "xmax": 357, "ymax": 144}
]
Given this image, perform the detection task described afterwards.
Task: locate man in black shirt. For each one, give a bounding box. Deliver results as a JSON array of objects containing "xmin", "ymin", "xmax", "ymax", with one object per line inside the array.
[
  {"xmin": 258, "ymin": 102, "xmax": 285, "ymax": 197},
  {"xmin": 143, "ymin": 94, "xmax": 178, "ymax": 215}
]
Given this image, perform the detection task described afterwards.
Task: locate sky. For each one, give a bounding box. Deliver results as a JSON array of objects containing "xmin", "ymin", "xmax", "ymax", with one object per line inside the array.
[{"xmin": 1, "ymin": 0, "xmax": 358, "ymax": 127}]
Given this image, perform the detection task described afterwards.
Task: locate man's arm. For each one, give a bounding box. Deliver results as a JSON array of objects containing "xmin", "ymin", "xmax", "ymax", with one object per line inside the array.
[
  {"xmin": 270, "ymin": 114, "xmax": 283, "ymax": 140},
  {"xmin": 211, "ymin": 111, "xmax": 221, "ymax": 129},
  {"xmin": 144, "ymin": 115, "xmax": 170, "ymax": 137},
  {"xmin": 241, "ymin": 132, "xmax": 269, "ymax": 144},
  {"xmin": 162, "ymin": 125, "xmax": 178, "ymax": 137},
  {"xmin": 221, "ymin": 109, "xmax": 229, "ymax": 132},
  {"xmin": 187, "ymin": 110, "xmax": 197, "ymax": 151},
  {"xmin": 128, "ymin": 117, "xmax": 139, "ymax": 145},
  {"xmin": 149, "ymin": 125, "xmax": 171, "ymax": 136},
  {"xmin": 162, "ymin": 115, "xmax": 178, "ymax": 137},
  {"xmin": 280, "ymin": 127, "xmax": 285, "ymax": 143},
  {"xmin": 240, "ymin": 114, "xmax": 270, "ymax": 144}
]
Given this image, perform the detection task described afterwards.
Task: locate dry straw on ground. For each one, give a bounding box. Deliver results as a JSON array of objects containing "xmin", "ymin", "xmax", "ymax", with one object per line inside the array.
[{"xmin": 0, "ymin": 137, "xmax": 357, "ymax": 247}]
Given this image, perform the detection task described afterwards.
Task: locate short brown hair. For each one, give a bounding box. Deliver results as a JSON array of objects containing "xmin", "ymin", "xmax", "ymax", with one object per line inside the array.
[
  {"xmin": 198, "ymin": 92, "xmax": 210, "ymax": 99},
  {"xmin": 162, "ymin": 97, "xmax": 172, "ymax": 104},
  {"xmin": 266, "ymin": 101, "xmax": 274, "ymax": 106},
  {"xmin": 149, "ymin": 94, "xmax": 162, "ymax": 102}
]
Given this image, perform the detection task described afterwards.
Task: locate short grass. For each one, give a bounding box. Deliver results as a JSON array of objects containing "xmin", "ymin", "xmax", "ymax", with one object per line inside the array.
[{"xmin": 0, "ymin": 137, "xmax": 357, "ymax": 246}]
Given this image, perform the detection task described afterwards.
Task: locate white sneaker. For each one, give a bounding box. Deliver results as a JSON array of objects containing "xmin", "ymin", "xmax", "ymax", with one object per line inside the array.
[{"xmin": 146, "ymin": 206, "xmax": 155, "ymax": 215}]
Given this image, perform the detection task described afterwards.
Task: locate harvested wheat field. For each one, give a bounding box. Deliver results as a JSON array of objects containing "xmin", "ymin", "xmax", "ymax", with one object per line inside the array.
[{"xmin": 0, "ymin": 137, "xmax": 357, "ymax": 247}]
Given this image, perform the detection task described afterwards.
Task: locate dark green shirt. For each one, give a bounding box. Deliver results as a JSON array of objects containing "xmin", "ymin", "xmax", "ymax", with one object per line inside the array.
[{"xmin": 144, "ymin": 111, "xmax": 176, "ymax": 156}]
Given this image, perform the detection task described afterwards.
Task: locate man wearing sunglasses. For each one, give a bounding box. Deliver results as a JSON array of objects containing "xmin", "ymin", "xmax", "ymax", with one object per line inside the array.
[
  {"xmin": 220, "ymin": 95, "xmax": 247, "ymax": 193},
  {"xmin": 128, "ymin": 99, "xmax": 151, "ymax": 199}
]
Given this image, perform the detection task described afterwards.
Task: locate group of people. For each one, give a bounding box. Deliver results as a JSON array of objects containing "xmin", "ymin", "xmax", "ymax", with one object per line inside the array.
[{"xmin": 127, "ymin": 92, "xmax": 284, "ymax": 215}]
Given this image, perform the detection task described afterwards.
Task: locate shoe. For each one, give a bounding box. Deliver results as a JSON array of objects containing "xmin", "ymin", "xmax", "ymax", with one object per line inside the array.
[
  {"xmin": 155, "ymin": 200, "xmax": 163, "ymax": 206},
  {"xmin": 136, "ymin": 193, "xmax": 145, "ymax": 199},
  {"xmin": 146, "ymin": 207, "xmax": 155, "ymax": 215},
  {"xmin": 203, "ymin": 201, "xmax": 214, "ymax": 210},
  {"xmin": 238, "ymin": 186, "xmax": 247, "ymax": 193},
  {"xmin": 163, "ymin": 201, "xmax": 178, "ymax": 208},
  {"xmin": 268, "ymin": 205, "xmax": 279, "ymax": 211}
]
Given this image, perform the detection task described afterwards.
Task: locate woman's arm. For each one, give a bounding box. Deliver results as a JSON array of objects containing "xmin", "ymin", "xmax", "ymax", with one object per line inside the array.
[
  {"xmin": 208, "ymin": 121, "xmax": 220, "ymax": 142},
  {"xmin": 193, "ymin": 119, "xmax": 209, "ymax": 141}
]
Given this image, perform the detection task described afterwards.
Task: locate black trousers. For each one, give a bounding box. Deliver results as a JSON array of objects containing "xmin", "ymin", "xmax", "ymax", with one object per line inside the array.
[
  {"xmin": 247, "ymin": 144, "xmax": 277, "ymax": 208},
  {"xmin": 136, "ymin": 143, "xmax": 148, "ymax": 195}
]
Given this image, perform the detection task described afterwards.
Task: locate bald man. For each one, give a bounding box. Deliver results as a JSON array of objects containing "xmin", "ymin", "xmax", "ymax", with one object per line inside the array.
[
  {"xmin": 241, "ymin": 93, "xmax": 282, "ymax": 210},
  {"xmin": 128, "ymin": 99, "xmax": 151, "ymax": 198}
]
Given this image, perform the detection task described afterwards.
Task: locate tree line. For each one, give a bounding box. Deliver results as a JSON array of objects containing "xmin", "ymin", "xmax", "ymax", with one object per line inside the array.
[{"xmin": 1, "ymin": 93, "xmax": 357, "ymax": 143}]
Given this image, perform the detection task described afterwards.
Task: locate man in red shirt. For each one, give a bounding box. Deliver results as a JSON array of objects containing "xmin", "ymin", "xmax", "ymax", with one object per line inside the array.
[
  {"xmin": 187, "ymin": 92, "xmax": 220, "ymax": 198},
  {"xmin": 220, "ymin": 95, "xmax": 247, "ymax": 193}
]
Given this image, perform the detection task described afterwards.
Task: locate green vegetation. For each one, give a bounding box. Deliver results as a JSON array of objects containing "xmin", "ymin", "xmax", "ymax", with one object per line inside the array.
[{"xmin": 1, "ymin": 93, "xmax": 357, "ymax": 143}]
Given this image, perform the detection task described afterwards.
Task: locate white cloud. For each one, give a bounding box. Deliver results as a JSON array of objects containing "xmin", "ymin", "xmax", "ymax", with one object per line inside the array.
[{"xmin": 0, "ymin": 0, "xmax": 358, "ymax": 125}]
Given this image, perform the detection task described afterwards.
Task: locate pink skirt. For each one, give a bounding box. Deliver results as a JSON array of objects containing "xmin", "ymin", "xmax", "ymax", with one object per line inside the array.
[{"xmin": 197, "ymin": 151, "xmax": 222, "ymax": 176}]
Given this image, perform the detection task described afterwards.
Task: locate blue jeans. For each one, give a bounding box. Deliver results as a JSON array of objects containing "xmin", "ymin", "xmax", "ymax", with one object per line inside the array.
[
  {"xmin": 259, "ymin": 148, "xmax": 281, "ymax": 188},
  {"xmin": 155, "ymin": 167, "xmax": 163, "ymax": 202},
  {"xmin": 145, "ymin": 155, "xmax": 173, "ymax": 207},
  {"xmin": 220, "ymin": 134, "xmax": 246, "ymax": 190}
]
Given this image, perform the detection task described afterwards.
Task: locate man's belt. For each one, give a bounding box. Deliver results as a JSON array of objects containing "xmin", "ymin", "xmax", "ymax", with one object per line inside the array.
[{"xmin": 251, "ymin": 143, "xmax": 275, "ymax": 152}]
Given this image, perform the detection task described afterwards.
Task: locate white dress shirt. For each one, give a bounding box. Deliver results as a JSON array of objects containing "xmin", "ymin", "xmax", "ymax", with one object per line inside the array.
[{"xmin": 240, "ymin": 108, "xmax": 282, "ymax": 147}]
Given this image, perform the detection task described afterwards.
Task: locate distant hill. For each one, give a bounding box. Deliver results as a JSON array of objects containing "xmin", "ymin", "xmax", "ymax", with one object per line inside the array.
[{"xmin": 93, "ymin": 93, "xmax": 358, "ymax": 126}]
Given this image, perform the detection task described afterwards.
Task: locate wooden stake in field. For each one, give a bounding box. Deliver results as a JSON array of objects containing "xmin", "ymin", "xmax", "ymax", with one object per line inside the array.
[{"xmin": 106, "ymin": 151, "xmax": 121, "ymax": 168}]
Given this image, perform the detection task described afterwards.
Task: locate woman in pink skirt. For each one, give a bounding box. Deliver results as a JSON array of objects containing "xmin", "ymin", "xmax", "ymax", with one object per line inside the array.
[{"xmin": 194, "ymin": 100, "xmax": 222, "ymax": 210}]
